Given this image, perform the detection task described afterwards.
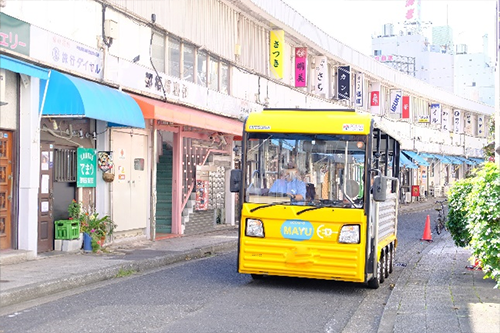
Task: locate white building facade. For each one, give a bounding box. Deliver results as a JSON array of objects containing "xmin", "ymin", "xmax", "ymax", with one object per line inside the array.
[{"xmin": 0, "ymin": 0, "xmax": 493, "ymax": 256}]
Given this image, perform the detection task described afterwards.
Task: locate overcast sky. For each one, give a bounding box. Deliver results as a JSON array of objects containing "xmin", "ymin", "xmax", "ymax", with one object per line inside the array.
[{"xmin": 281, "ymin": 0, "xmax": 497, "ymax": 60}]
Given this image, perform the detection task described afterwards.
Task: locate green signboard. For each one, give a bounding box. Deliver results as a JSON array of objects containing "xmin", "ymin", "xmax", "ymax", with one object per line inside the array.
[
  {"xmin": 0, "ymin": 13, "xmax": 30, "ymax": 56},
  {"xmin": 77, "ymin": 148, "xmax": 96, "ymax": 188}
]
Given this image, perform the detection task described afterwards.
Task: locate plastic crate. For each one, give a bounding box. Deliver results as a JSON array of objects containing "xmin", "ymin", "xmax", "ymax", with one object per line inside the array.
[{"xmin": 54, "ymin": 220, "xmax": 80, "ymax": 240}]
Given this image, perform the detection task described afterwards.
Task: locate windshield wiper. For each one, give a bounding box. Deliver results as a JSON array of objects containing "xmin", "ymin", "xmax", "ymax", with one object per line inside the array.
[
  {"xmin": 296, "ymin": 200, "xmax": 341, "ymax": 215},
  {"xmin": 250, "ymin": 202, "xmax": 289, "ymax": 212},
  {"xmin": 297, "ymin": 205, "xmax": 334, "ymax": 215}
]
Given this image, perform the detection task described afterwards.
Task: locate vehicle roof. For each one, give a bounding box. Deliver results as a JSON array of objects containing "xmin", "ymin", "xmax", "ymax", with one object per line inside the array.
[{"xmin": 245, "ymin": 109, "xmax": 373, "ymax": 135}]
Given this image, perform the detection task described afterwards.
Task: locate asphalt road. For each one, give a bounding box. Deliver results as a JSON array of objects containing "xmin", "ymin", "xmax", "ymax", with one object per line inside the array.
[{"xmin": 0, "ymin": 208, "xmax": 439, "ymax": 333}]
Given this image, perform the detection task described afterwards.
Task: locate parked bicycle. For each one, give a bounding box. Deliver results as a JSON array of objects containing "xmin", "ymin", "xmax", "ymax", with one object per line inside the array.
[{"xmin": 434, "ymin": 199, "xmax": 447, "ymax": 235}]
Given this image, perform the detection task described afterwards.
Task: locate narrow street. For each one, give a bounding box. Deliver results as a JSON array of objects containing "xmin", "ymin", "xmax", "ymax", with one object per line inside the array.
[{"xmin": 0, "ymin": 208, "xmax": 443, "ymax": 333}]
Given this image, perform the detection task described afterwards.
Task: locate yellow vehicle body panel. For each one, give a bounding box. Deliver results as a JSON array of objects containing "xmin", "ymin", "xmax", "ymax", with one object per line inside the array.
[
  {"xmin": 238, "ymin": 203, "xmax": 368, "ymax": 283},
  {"xmin": 245, "ymin": 109, "xmax": 372, "ymax": 135}
]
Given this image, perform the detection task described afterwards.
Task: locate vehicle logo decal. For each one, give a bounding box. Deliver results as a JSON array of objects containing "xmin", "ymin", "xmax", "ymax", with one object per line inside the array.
[{"xmin": 281, "ymin": 219, "xmax": 314, "ymax": 241}]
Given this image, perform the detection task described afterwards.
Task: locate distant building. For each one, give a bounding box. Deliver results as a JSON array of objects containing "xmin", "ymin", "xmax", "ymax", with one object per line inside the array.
[{"xmin": 372, "ymin": 26, "xmax": 494, "ymax": 106}]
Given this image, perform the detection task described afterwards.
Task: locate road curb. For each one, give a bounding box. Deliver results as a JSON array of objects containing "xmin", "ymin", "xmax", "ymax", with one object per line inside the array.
[{"xmin": 0, "ymin": 240, "xmax": 237, "ymax": 308}]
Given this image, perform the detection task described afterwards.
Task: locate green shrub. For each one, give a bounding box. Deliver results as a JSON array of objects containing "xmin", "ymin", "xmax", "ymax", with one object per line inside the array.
[
  {"xmin": 447, "ymin": 178, "xmax": 473, "ymax": 247},
  {"xmin": 448, "ymin": 162, "xmax": 500, "ymax": 288}
]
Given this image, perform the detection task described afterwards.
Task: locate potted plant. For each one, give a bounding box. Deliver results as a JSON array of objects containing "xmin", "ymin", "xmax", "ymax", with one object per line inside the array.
[{"xmin": 68, "ymin": 200, "xmax": 116, "ymax": 252}]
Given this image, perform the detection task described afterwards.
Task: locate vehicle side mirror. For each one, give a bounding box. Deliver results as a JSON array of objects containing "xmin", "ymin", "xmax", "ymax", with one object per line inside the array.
[
  {"xmin": 373, "ymin": 175, "xmax": 387, "ymax": 202},
  {"xmin": 230, "ymin": 169, "xmax": 242, "ymax": 192}
]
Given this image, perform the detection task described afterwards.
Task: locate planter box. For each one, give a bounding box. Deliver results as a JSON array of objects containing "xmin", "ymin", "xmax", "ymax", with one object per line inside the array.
[{"xmin": 54, "ymin": 220, "xmax": 80, "ymax": 240}]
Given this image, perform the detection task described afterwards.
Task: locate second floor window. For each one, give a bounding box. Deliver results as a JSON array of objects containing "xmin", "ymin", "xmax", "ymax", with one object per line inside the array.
[
  {"xmin": 168, "ymin": 37, "xmax": 180, "ymax": 78},
  {"xmin": 183, "ymin": 44, "xmax": 195, "ymax": 83}
]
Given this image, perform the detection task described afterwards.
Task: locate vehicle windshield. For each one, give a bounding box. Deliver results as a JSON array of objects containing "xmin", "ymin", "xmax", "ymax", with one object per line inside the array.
[{"xmin": 244, "ymin": 133, "xmax": 367, "ymax": 209}]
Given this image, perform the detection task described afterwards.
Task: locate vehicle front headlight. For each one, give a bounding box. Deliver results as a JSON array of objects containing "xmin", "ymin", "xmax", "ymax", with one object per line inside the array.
[
  {"xmin": 246, "ymin": 219, "xmax": 264, "ymax": 237},
  {"xmin": 338, "ymin": 225, "xmax": 360, "ymax": 244}
]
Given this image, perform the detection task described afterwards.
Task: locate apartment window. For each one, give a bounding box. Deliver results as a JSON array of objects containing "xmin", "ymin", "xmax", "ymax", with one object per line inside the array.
[
  {"xmin": 197, "ymin": 50, "xmax": 207, "ymax": 86},
  {"xmin": 183, "ymin": 44, "xmax": 195, "ymax": 83},
  {"xmin": 168, "ymin": 37, "xmax": 180, "ymax": 78},
  {"xmin": 220, "ymin": 62, "xmax": 229, "ymax": 94},
  {"xmin": 151, "ymin": 32, "xmax": 165, "ymax": 73},
  {"xmin": 374, "ymin": 50, "xmax": 382, "ymax": 56},
  {"xmin": 208, "ymin": 56, "xmax": 219, "ymax": 91}
]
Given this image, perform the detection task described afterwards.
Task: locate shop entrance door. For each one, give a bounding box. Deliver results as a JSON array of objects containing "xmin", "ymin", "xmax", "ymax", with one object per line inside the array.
[
  {"xmin": 112, "ymin": 130, "xmax": 148, "ymax": 233},
  {"xmin": 38, "ymin": 142, "xmax": 54, "ymax": 253},
  {"xmin": 0, "ymin": 131, "xmax": 13, "ymax": 250}
]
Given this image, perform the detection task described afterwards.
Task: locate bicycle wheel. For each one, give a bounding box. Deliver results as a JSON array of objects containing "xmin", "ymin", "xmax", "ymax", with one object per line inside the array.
[{"xmin": 435, "ymin": 218, "xmax": 443, "ymax": 235}]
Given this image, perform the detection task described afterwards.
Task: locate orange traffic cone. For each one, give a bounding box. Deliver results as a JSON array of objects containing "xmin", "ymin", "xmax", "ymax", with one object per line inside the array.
[{"xmin": 421, "ymin": 215, "xmax": 433, "ymax": 242}]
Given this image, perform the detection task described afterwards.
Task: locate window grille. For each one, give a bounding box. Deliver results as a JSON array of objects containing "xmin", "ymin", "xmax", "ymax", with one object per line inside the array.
[{"xmin": 54, "ymin": 149, "xmax": 77, "ymax": 182}]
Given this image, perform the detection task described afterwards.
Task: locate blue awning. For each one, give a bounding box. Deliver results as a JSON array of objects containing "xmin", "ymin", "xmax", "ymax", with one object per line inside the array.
[
  {"xmin": 432, "ymin": 154, "xmax": 452, "ymax": 165},
  {"xmin": 402, "ymin": 150, "xmax": 430, "ymax": 166},
  {"xmin": 444, "ymin": 155, "xmax": 463, "ymax": 165},
  {"xmin": 454, "ymin": 156, "xmax": 474, "ymax": 165},
  {"xmin": 40, "ymin": 70, "xmax": 145, "ymax": 128},
  {"xmin": 400, "ymin": 152, "xmax": 418, "ymax": 169},
  {"xmin": 469, "ymin": 158, "xmax": 485, "ymax": 165},
  {"xmin": 0, "ymin": 55, "xmax": 49, "ymax": 80},
  {"xmin": 419, "ymin": 152, "xmax": 435, "ymax": 159}
]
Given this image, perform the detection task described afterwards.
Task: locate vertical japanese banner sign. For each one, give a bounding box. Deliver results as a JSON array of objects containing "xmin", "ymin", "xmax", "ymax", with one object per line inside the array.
[
  {"xmin": 370, "ymin": 82, "xmax": 381, "ymax": 114},
  {"xmin": 355, "ymin": 73, "xmax": 364, "ymax": 107},
  {"xmin": 477, "ymin": 115, "xmax": 485, "ymax": 137},
  {"xmin": 453, "ymin": 110, "xmax": 463, "ymax": 134},
  {"xmin": 430, "ymin": 103, "xmax": 442, "ymax": 125},
  {"xmin": 464, "ymin": 112, "xmax": 473, "ymax": 134},
  {"xmin": 294, "ymin": 47, "xmax": 307, "ymax": 87},
  {"xmin": 389, "ymin": 90, "xmax": 402, "ymax": 115},
  {"xmin": 337, "ymin": 66, "xmax": 351, "ymax": 100},
  {"xmin": 402, "ymin": 95, "xmax": 410, "ymax": 119},
  {"xmin": 315, "ymin": 56, "xmax": 328, "ymax": 95},
  {"xmin": 77, "ymin": 148, "xmax": 96, "ymax": 188},
  {"xmin": 270, "ymin": 30, "xmax": 284, "ymax": 79},
  {"xmin": 0, "ymin": 13, "xmax": 30, "ymax": 56},
  {"xmin": 441, "ymin": 108, "xmax": 450, "ymax": 131}
]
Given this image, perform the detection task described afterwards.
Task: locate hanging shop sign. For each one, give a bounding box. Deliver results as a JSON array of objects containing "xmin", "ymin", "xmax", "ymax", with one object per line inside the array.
[
  {"xmin": 477, "ymin": 115, "xmax": 485, "ymax": 137},
  {"xmin": 453, "ymin": 109, "xmax": 463, "ymax": 134},
  {"xmin": 389, "ymin": 90, "xmax": 402, "ymax": 114},
  {"xmin": 337, "ymin": 66, "xmax": 351, "ymax": 100},
  {"xmin": 355, "ymin": 73, "xmax": 363, "ymax": 107},
  {"xmin": 370, "ymin": 82, "xmax": 381, "ymax": 115},
  {"xmin": 430, "ymin": 103, "xmax": 441, "ymax": 125},
  {"xmin": 269, "ymin": 30, "xmax": 284, "ymax": 79},
  {"xmin": 442, "ymin": 108, "xmax": 451, "ymax": 131},
  {"xmin": 314, "ymin": 56, "xmax": 328, "ymax": 96},
  {"xmin": 402, "ymin": 95, "xmax": 410, "ymax": 119},
  {"xmin": 77, "ymin": 148, "xmax": 96, "ymax": 187},
  {"xmin": 294, "ymin": 47, "xmax": 307, "ymax": 87}
]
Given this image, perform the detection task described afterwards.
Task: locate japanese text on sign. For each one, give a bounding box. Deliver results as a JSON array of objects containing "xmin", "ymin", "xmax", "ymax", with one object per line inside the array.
[
  {"xmin": 0, "ymin": 13, "xmax": 30, "ymax": 56},
  {"xmin": 269, "ymin": 30, "xmax": 284, "ymax": 79},
  {"xmin": 294, "ymin": 48, "xmax": 307, "ymax": 87},
  {"xmin": 77, "ymin": 148, "xmax": 97, "ymax": 188}
]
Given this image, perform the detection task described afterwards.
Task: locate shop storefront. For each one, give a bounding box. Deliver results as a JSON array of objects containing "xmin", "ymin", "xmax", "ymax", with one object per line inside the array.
[
  {"xmin": 39, "ymin": 70, "xmax": 146, "ymax": 251},
  {"xmin": 130, "ymin": 94, "xmax": 242, "ymax": 238}
]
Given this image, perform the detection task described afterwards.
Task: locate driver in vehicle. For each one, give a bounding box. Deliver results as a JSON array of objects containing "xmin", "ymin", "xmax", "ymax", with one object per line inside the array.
[{"xmin": 269, "ymin": 167, "xmax": 306, "ymax": 202}]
